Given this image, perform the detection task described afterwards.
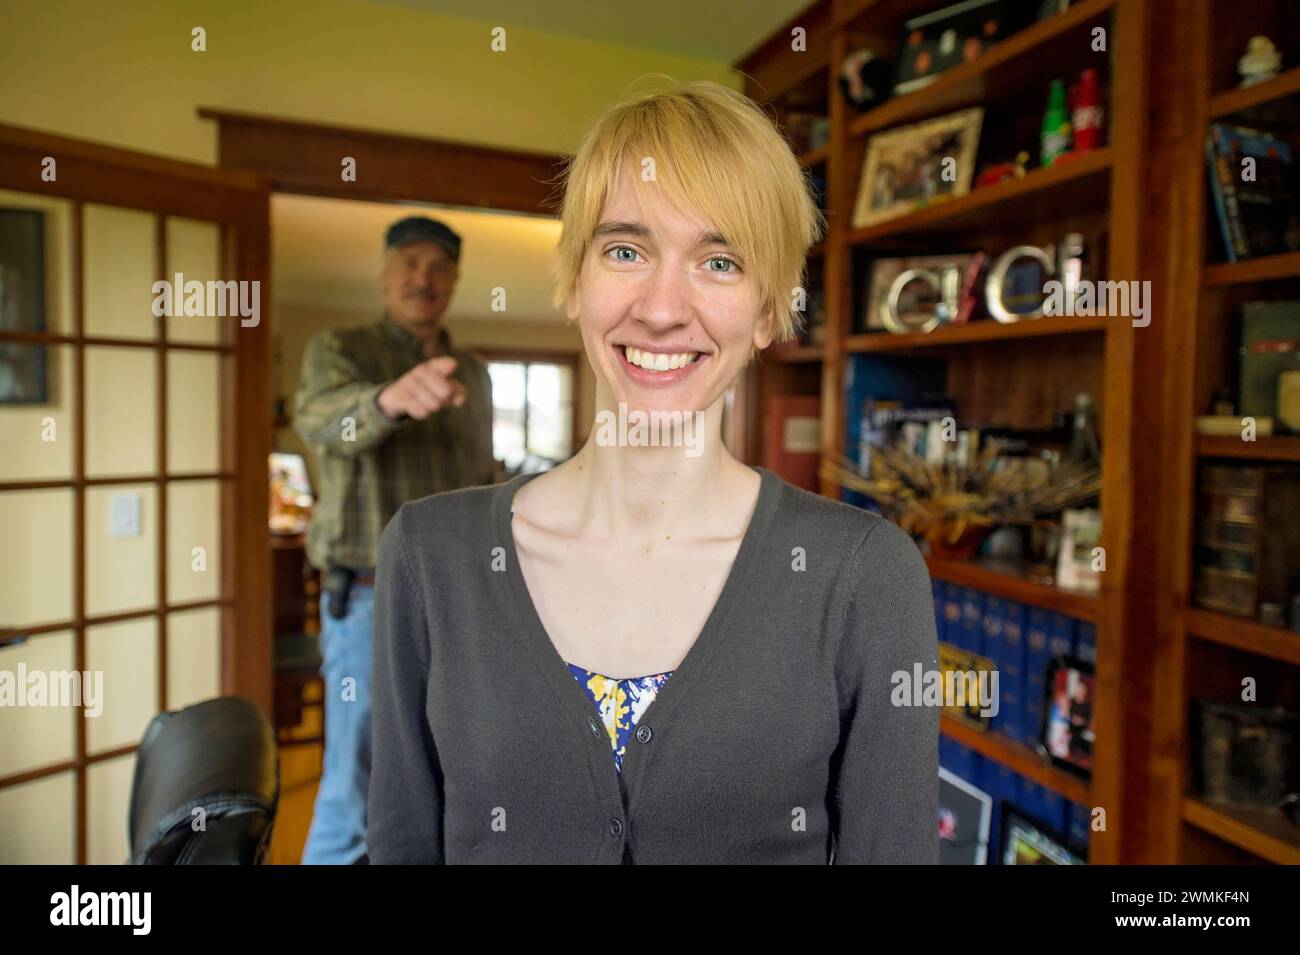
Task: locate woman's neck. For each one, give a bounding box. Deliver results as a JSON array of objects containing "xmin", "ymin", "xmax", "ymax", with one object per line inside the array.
[{"xmin": 556, "ymin": 400, "xmax": 754, "ymax": 542}]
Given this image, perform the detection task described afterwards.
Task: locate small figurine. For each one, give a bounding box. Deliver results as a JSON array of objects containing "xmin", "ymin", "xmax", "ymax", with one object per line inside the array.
[
  {"xmin": 1239, "ymin": 36, "xmax": 1282, "ymax": 88},
  {"xmin": 975, "ymin": 151, "xmax": 1029, "ymax": 188}
]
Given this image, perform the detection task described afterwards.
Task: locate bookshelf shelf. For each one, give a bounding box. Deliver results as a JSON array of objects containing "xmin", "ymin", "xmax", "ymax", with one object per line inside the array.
[
  {"xmin": 766, "ymin": 344, "xmax": 824, "ymax": 364},
  {"xmin": 1183, "ymin": 798, "xmax": 1300, "ymax": 865},
  {"xmin": 846, "ymin": 313, "xmax": 1108, "ymax": 354},
  {"xmin": 1184, "ymin": 607, "xmax": 1300, "ymax": 665},
  {"xmin": 845, "ymin": 148, "xmax": 1112, "ymax": 246},
  {"xmin": 1203, "ymin": 251, "xmax": 1300, "ymax": 286},
  {"xmin": 1195, "ymin": 435, "xmax": 1300, "ymax": 462},
  {"xmin": 939, "ymin": 715, "xmax": 1090, "ymax": 805},
  {"xmin": 926, "ymin": 557, "xmax": 1100, "ymax": 622},
  {"xmin": 845, "ymin": 0, "xmax": 1115, "ymax": 139},
  {"xmin": 1208, "ymin": 66, "xmax": 1300, "ymax": 121}
]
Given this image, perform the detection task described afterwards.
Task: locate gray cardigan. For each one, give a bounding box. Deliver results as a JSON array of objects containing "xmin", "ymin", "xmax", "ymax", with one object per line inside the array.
[{"xmin": 368, "ymin": 466, "xmax": 939, "ymax": 864}]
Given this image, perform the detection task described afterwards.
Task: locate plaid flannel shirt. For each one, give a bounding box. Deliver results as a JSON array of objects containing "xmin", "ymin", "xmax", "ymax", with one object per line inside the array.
[{"xmin": 294, "ymin": 317, "xmax": 496, "ymax": 570}]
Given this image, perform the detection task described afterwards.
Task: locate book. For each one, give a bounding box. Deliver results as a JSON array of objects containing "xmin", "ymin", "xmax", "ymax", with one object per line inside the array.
[
  {"xmin": 1206, "ymin": 123, "xmax": 1300, "ymax": 262},
  {"xmin": 762, "ymin": 394, "xmax": 821, "ymax": 492}
]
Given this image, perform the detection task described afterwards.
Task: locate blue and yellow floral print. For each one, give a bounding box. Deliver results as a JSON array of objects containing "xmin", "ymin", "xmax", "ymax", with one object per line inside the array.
[{"xmin": 567, "ymin": 663, "xmax": 672, "ymax": 772}]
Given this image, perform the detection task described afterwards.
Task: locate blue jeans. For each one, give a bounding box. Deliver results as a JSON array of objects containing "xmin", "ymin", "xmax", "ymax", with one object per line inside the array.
[{"xmin": 301, "ymin": 582, "xmax": 373, "ymax": 864}]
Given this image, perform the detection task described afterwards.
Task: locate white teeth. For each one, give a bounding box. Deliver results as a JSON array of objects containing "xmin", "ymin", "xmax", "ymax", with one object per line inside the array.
[{"xmin": 624, "ymin": 345, "xmax": 699, "ymax": 372}]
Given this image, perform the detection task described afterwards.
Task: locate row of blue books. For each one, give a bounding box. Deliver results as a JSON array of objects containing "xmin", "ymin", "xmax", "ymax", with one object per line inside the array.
[
  {"xmin": 932, "ymin": 581, "xmax": 1097, "ymax": 745},
  {"xmin": 941, "ymin": 736, "xmax": 1091, "ymax": 863}
]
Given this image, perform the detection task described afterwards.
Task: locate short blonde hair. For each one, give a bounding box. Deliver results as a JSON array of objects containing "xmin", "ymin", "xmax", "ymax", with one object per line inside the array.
[{"xmin": 550, "ymin": 79, "xmax": 825, "ymax": 346}]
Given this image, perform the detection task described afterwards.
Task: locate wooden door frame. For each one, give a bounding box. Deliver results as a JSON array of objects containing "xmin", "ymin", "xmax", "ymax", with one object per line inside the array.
[
  {"xmin": 198, "ymin": 107, "xmax": 566, "ymax": 213},
  {"xmin": 0, "ymin": 121, "xmax": 273, "ymax": 722}
]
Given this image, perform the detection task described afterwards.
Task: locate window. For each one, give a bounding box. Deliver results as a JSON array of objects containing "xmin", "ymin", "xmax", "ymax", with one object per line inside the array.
[{"xmin": 486, "ymin": 356, "xmax": 576, "ymax": 470}]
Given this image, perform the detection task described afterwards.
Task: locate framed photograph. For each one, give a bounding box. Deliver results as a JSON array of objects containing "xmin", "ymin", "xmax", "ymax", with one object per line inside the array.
[
  {"xmin": 938, "ymin": 767, "xmax": 993, "ymax": 865},
  {"xmin": 0, "ymin": 207, "xmax": 49, "ymax": 403},
  {"xmin": 999, "ymin": 804, "xmax": 1086, "ymax": 865},
  {"xmin": 1039, "ymin": 655, "xmax": 1096, "ymax": 779},
  {"xmin": 852, "ymin": 107, "xmax": 983, "ymax": 228}
]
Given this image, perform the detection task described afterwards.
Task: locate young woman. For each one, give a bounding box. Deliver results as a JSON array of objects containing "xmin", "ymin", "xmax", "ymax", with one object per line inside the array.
[{"xmin": 368, "ymin": 80, "xmax": 939, "ymax": 864}]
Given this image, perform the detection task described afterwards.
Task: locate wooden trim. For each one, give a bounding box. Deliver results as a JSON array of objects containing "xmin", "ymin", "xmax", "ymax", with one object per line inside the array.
[
  {"xmin": 156, "ymin": 216, "xmax": 169, "ymax": 715},
  {"xmin": 0, "ymin": 330, "xmax": 233, "ymax": 352},
  {"xmin": 1089, "ymin": 0, "xmax": 1158, "ymax": 865},
  {"xmin": 1141, "ymin": 0, "xmax": 1211, "ymax": 866},
  {"xmin": 198, "ymin": 107, "xmax": 565, "ymax": 215},
  {"xmin": 72, "ymin": 200, "xmax": 87, "ymax": 866},
  {"xmin": 0, "ymin": 600, "xmax": 232, "ymax": 647},
  {"xmin": 0, "ymin": 121, "xmax": 262, "ymax": 190},
  {"xmin": 227, "ymin": 192, "xmax": 273, "ymax": 715}
]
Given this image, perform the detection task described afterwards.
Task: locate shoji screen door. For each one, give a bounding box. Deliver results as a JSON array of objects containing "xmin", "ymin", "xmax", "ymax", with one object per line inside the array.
[{"xmin": 0, "ymin": 123, "xmax": 270, "ymax": 864}]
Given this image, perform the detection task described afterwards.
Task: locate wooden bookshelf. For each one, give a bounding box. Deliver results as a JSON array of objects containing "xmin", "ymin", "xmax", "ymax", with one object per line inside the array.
[
  {"xmin": 845, "ymin": 0, "xmax": 1115, "ymax": 138},
  {"xmin": 1208, "ymin": 64, "xmax": 1300, "ymax": 127},
  {"xmin": 1203, "ymin": 251, "xmax": 1300, "ymax": 286},
  {"xmin": 926, "ymin": 557, "xmax": 1100, "ymax": 622},
  {"xmin": 1184, "ymin": 608, "xmax": 1300, "ymax": 666},
  {"xmin": 1149, "ymin": 0, "xmax": 1300, "ymax": 867},
  {"xmin": 1196, "ymin": 435, "xmax": 1300, "ymax": 462},
  {"xmin": 845, "ymin": 148, "xmax": 1112, "ymax": 246},
  {"xmin": 767, "ymin": 344, "xmax": 824, "ymax": 364},
  {"xmin": 940, "ymin": 715, "xmax": 1091, "ymax": 805},
  {"xmin": 1183, "ymin": 799, "xmax": 1300, "ymax": 865},
  {"xmin": 846, "ymin": 313, "xmax": 1108, "ymax": 354},
  {"xmin": 737, "ymin": 0, "xmax": 1159, "ymax": 864}
]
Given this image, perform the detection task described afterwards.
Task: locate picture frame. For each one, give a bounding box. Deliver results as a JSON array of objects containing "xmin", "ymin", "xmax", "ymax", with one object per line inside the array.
[
  {"xmin": 938, "ymin": 767, "xmax": 993, "ymax": 865},
  {"xmin": 1039, "ymin": 655, "xmax": 1096, "ymax": 779},
  {"xmin": 852, "ymin": 107, "xmax": 983, "ymax": 229},
  {"xmin": 0, "ymin": 207, "xmax": 49, "ymax": 404},
  {"xmin": 999, "ymin": 803, "xmax": 1087, "ymax": 865}
]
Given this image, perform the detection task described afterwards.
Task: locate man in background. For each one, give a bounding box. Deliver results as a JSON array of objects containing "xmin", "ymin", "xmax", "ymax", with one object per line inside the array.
[{"xmin": 294, "ymin": 215, "xmax": 495, "ymax": 864}]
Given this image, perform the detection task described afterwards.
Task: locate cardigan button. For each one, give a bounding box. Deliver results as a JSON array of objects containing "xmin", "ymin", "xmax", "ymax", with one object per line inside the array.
[
  {"xmin": 609, "ymin": 818, "xmax": 624, "ymax": 838},
  {"xmin": 635, "ymin": 725, "xmax": 652, "ymax": 743}
]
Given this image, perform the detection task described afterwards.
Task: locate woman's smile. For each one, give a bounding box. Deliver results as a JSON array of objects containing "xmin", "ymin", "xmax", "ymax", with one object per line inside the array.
[{"xmin": 614, "ymin": 342, "xmax": 710, "ymax": 387}]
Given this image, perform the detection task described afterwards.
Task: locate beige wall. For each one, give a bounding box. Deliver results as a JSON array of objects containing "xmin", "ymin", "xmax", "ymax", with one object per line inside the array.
[{"xmin": 0, "ymin": 0, "xmax": 739, "ymax": 166}]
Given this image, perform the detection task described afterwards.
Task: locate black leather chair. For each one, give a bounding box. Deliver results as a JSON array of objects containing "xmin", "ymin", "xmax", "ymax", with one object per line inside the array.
[{"xmin": 128, "ymin": 696, "xmax": 280, "ymax": 864}]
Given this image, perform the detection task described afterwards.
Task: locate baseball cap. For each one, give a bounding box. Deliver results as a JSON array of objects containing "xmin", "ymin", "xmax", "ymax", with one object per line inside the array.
[{"xmin": 385, "ymin": 215, "xmax": 461, "ymax": 263}]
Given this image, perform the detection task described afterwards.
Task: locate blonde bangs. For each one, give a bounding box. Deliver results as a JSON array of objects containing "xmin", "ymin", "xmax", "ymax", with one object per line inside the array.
[{"xmin": 551, "ymin": 80, "xmax": 824, "ymax": 344}]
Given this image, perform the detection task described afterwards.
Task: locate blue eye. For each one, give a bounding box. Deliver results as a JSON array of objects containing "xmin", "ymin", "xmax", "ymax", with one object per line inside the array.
[
  {"xmin": 707, "ymin": 256, "xmax": 739, "ymax": 273},
  {"xmin": 607, "ymin": 246, "xmax": 640, "ymax": 263}
]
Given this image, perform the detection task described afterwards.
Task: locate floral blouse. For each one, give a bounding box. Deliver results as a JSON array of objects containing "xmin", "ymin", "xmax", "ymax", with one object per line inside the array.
[{"xmin": 566, "ymin": 663, "xmax": 673, "ymax": 773}]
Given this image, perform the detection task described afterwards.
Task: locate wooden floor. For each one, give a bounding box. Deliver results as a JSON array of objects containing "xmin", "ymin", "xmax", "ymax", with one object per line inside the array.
[{"xmin": 268, "ymin": 685, "xmax": 324, "ymax": 865}]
